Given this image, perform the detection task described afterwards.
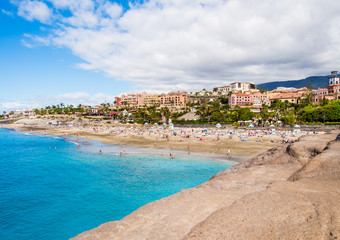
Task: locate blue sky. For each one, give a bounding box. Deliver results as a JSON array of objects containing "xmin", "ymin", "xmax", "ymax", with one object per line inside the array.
[
  {"xmin": 1, "ymin": 0, "xmax": 135, "ymax": 112},
  {"xmin": 1, "ymin": 0, "xmax": 340, "ymax": 112}
]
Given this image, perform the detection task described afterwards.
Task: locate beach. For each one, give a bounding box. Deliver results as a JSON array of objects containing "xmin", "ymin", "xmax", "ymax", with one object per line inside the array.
[
  {"xmin": 1, "ymin": 119, "xmax": 339, "ymax": 239},
  {"xmin": 1, "ymin": 117, "xmax": 305, "ymax": 159},
  {"xmin": 71, "ymin": 130, "xmax": 340, "ymax": 240}
]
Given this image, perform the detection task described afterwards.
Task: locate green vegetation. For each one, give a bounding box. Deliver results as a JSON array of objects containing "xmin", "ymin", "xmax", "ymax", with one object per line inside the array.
[{"xmin": 29, "ymin": 98, "xmax": 340, "ymax": 126}]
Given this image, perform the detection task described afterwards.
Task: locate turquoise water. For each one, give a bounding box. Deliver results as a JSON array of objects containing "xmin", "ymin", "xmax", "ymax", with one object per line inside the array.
[{"xmin": 0, "ymin": 128, "xmax": 236, "ymax": 240}]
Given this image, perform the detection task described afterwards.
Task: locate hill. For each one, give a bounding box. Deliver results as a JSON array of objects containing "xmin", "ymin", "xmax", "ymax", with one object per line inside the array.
[{"xmin": 257, "ymin": 75, "xmax": 329, "ymax": 91}]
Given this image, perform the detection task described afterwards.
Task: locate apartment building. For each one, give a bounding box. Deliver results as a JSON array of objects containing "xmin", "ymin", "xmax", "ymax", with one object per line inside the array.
[
  {"xmin": 117, "ymin": 91, "xmax": 187, "ymax": 108},
  {"xmin": 159, "ymin": 91, "xmax": 187, "ymax": 107},
  {"xmin": 119, "ymin": 93, "xmax": 143, "ymax": 107},
  {"xmin": 228, "ymin": 93, "xmax": 253, "ymax": 108}
]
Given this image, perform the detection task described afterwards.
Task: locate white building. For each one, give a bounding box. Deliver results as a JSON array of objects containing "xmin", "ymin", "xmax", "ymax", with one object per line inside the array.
[{"xmin": 215, "ymin": 82, "xmax": 258, "ymax": 93}]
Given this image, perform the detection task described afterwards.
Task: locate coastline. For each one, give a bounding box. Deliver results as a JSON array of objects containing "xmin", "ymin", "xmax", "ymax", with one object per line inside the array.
[
  {"xmin": 2, "ymin": 122, "xmax": 339, "ymax": 239},
  {"xmin": 1, "ymin": 125, "xmax": 251, "ymax": 164},
  {"xmin": 70, "ymin": 130, "xmax": 340, "ymax": 240},
  {"xmin": 1, "ymin": 122, "xmax": 296, "ymax": 159}
]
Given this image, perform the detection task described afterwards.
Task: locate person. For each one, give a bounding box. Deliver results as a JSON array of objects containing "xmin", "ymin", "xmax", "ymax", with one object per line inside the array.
[
  {"xmin": 99, "ymin": 150, "xmax": 102, "ymax": 154},
  {"xmin": 169, "ymin": 153, "xmax": 174, "ymax": 159},
  {"xmin": 227, "ymin": 149, "xmax": 232, "ymax": 158}
]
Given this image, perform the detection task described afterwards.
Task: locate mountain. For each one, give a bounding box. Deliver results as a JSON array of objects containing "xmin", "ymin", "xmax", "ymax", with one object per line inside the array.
[{"xmin": 257, "ymin": 75, "xmax": 330, "ymax": 91}]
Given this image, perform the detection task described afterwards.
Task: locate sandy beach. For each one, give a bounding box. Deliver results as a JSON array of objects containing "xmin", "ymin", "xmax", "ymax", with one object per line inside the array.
[
  {"xmin": 70, "ymin": 130, "xmax": 340, "ymax": 240},
  {"xmin": 1, "ymin": 118, "xmax": 305, "ymax": 158}
]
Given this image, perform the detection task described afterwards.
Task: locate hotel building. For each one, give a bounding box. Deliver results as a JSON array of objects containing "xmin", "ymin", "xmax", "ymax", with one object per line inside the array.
[
  {"xmin": 117, "ymin": 91, "xmax": 187, "ymax": 108},
  {"xmin": 215, "ymin": 82, "xmax": 258, "ymax": 94}
]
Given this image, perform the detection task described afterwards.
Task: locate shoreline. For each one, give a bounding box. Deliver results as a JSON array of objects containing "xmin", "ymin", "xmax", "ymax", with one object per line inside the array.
[
  {"xmin": 2, "ymin": 126, "xmax": 250, "ymax": 164},
  {"xmin": 2, "ymin": 122, "xmax": 339, "ymax": 239},
  {"xmin": 1, "ymin": 121, "xmax": 301, "ymax": 159},
  {"xmin": 71, "ymin": 130, "xmax": 340, "ymax": 240}
]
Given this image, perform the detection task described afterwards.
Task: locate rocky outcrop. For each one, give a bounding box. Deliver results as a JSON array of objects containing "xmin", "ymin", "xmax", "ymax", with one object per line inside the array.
[{"xmin": 71, "ymin": 131, "xmax": 340, "ymax": 240}]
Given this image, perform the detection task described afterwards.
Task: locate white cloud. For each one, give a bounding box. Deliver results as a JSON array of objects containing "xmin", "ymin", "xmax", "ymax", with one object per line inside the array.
[
  {"xmin": 0, "ymin": 92, "xmax": 116, "ymax": 112},
  {"xmin": 17, "ymin": 0, "xmax": 52, "ymax": 23},
  {"xmin": 12, "ymin": 0, "xmax": 340, "ymax": 91},
  {"xmin": 1, "ymin": 9, "xmax": 14, "ymax": 17}
]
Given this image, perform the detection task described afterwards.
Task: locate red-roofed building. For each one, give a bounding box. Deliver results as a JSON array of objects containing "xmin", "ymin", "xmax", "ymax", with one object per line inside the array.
[{"xmin": 228, "ymin": 92, "xmax": 253, "ymax": 108}]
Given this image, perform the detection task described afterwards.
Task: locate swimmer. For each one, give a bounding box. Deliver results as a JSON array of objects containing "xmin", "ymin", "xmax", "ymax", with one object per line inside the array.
[{"xmin": 99, "ymin": 150, "xmax": 102, "ymax": 154}]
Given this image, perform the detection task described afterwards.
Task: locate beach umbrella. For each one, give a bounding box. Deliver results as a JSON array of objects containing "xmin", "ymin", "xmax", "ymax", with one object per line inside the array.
[
  {"xmin": 294, "ymin": 124, "xmax": 301, "ymax": 128},
  {"xmin": 203, "ymin": 129, "xmax": 207, "ymax": 132},
  {"xmin": 154, "ymin": 123, "xmax": 158, "ymax": 125},
  {"xmin": 144, "ymin": 122, "xmax": 149, "ymax": 125},
  {"xmin": 163, "ymin": 123, "xmax": 167, "ymax": 126},
  {"xmin": 248, "ymin": 124, "xmax": 254, "ymax": 128},
  {"xmin": 269, "ymin": 124, "xmax": 275, "ymax": 127},
  {"xmin": 216, "ymin": 123, "xmax": 222, "ymax": 128}
]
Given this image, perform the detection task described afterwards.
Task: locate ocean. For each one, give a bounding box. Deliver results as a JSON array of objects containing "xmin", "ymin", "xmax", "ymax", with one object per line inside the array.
[{"xmin": 0, "ymin": 128, "xmax": 236, "ymax": 240}]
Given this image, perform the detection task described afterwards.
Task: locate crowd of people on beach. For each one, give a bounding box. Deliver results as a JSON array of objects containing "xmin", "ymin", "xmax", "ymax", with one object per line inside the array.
[
  {"xmin": 37, "ymin": 123, "xmax": 307, "ymax": 143},
  {"xmin": 2, "ymin": 121, "xmax": 326, "ymax": 159}
]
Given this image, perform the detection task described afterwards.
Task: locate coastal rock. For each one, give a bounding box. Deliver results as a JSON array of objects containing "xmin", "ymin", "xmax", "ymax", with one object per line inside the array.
[{"xmin": 71, "ymin": 131, "xmax": 340, "ymax": 240}]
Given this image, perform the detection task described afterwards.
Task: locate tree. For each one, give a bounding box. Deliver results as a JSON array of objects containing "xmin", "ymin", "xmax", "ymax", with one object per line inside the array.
[
  {"xmin": 320, "ymin": 97, "xmax": 329, "ymax": 106},
  {"xmin": 307, "ymin": 81, "xmax": 313, "ymax": 91},
  {"xmin": 210, "ymin": 111, "xmax": 224, "ymax": 122},
  {"xmin": 236, "ymin": 108, "xmax": 254, "ymax": 121}
]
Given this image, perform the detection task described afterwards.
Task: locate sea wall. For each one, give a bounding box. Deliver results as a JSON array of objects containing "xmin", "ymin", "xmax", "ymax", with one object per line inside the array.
[{"xmin": 71, "ymin": 130, "xmax": 340, "ymax": 240}]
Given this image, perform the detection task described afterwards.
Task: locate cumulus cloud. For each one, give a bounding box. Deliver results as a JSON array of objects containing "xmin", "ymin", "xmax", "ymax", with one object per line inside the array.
[
  {"xmin": 11, "ymin": 0, "xmax": 340, "ymax": 91},
  {"xmin": 16, "ymin": 0, "xmax": 52, "ymax": 23},
  {"xmin": 0, "ymin": 92, "xmax": 116, "ymax": 112}
]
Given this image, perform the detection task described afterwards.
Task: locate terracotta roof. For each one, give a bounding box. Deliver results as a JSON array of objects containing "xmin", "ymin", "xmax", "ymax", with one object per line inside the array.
[{"xmin": 235, "ymin": 93, "xmax": 251, "ymax": 97}]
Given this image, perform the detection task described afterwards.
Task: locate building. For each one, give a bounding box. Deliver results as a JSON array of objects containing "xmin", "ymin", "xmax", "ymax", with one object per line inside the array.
[
  {"xmin": 23, "ymin": 110, "xmax": 35, "ymax": 117},
  {"xmin": 159, "ymin": 91, "xmax": 187, "ymax": 107},
  {"xmin": 327, "ymin": 71, "xmax": 340, "ymax": 100},
  {"xmin": 117, "ymin": 91, "xmax": 187, "ymax": 108},
  {"xmin": 228, "ymin": 93, "xmax": 253, "ymax": 108},
  {"xmin": 312, "ymin": 71, "xmax": 340, "ymax": 104},
  {"xmin": 252, "ymin": 92, "xmax": 270, "ymax": 106},
  {"xmin": 267, "ymin": 87, "xmax": 308, "ymax": 103},
  {"xmin": 143, "ymin": 93, "xmax": 161, "ymax": 106},
  {"xmin": 215, "ymin": 82, "xmax": 258, "ymax": 94},
  {"xmin": 114, "ymin": 97, "xmax": 121, "ymax": 106},
  {"xmin": 119, "ymin": 93, "xmax": 144, "ymax": 107},
  {"xmin": 312, "ymin": 88, "xmax": 329, "ymax": 104}
]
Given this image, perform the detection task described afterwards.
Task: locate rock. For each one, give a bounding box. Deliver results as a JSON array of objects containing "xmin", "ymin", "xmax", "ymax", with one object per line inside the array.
[{"xmin": 71, "ymin": 131, "xmax": 340, "ymax": 240}]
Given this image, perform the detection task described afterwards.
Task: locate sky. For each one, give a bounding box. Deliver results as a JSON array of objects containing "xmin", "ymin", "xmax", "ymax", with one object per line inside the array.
[{"xmin": 1, "ymin": 0, "xmax": 340, "ymax": 113}]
